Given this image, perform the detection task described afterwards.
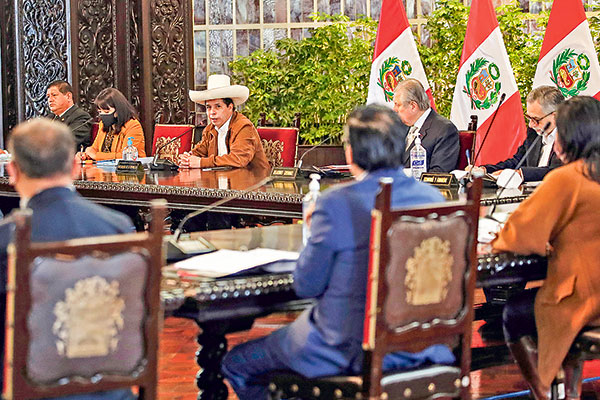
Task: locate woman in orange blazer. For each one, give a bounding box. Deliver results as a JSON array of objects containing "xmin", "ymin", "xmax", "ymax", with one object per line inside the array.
[
  {"xmin": 77, "ymin": 88, "xmax": 145, "ymax": 161},
  {"xmin": 493, "ymin": 96, "xmax": 600, "ymax": 400}
]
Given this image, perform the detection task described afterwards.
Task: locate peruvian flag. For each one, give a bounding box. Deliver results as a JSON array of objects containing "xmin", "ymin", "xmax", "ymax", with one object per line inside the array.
[
  {"xmin": 450, "ymin": 0, "xmax": 526, "ymax": 165},
  {"xmin": 366, "ymin": 0, "xmax": 434, "ymax": 108},
  {"xmin": 532, "ymin": 0, "xmax": 600, "ymax": 99}
]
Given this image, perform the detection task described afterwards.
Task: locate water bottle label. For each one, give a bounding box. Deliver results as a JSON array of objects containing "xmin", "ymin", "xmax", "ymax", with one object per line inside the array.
[{"xmin": 411, "ymin": 159, "xmax": 425, "ymax": 167}]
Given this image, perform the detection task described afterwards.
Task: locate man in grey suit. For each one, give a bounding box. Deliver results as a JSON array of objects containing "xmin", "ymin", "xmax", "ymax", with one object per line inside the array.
[
  {"xmin": 393, "ymin": 78, "xmax": 460, "ymax": 173},
  {"xmin": 47, "ymin": 80, "xmax": 92, "ymax": 150},
  {"xmin": 0, "ymin": 118, "xmax": 134, "ymax": 400}
]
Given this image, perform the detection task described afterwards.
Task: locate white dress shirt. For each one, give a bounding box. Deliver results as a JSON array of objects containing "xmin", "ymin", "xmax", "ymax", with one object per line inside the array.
[
  {"xmin": 538, "ymin": 128, "xmax": 556, "ymax": 167},
  {"xmin": 217, "ymin": 116, "xmax": 232, "ymax": 156}
]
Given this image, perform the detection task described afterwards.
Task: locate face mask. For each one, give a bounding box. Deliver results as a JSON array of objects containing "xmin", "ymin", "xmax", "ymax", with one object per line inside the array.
[{"xmin": 99, "ymin": 113, "xmax": 117, "ymax": 129}]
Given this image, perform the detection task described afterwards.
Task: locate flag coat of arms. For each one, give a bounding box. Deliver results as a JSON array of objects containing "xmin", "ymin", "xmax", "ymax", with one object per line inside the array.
[
  {"xmin": 450, "ymin": 0, "xmax": 526, "ymax": 165},
  {"xmin": 366, "ymin": 0, "xmax": 434, "ymax": 108},
  {"xmin": 532, "ymin": 0, "xmax": 600, "ymax": 99}
]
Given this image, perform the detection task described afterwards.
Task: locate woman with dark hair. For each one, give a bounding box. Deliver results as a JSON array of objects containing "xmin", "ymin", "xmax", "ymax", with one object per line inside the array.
[
  {"xmin": 78, "ymin": 88, "xmax": 146, "ymax": 161},
  {"xmin": 493, "ymin": 96, "xmax": 600, "ymax": 400}
]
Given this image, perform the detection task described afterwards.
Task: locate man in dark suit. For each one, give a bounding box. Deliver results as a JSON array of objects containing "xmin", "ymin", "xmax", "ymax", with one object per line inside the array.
[
  {"xmin": 221, "ymin": 105, "xmax": 454, "ymax": 400},
  {"xmin": 47, "ymin": 80, "xmax": 92, "ymax": 150},
  {"xmin": 0, "ymin": 118, "xmax": 134, "ymax": 400},
  {"xmin": 393, "ymin": 78, "xmax": 459, "ymax": 172},
  {"xmin": 469, "ymin": 86, "xmax": 564, "ymax": 182}
]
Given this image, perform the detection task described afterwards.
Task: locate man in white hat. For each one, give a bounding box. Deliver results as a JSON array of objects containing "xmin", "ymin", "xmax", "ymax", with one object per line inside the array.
[{"xmin": 179, "ymin": 74, "xmax": 270, "ymax": 171}]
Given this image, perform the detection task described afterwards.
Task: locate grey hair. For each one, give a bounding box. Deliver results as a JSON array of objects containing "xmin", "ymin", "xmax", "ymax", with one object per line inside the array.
[
  {"xmin": 393, "ymin": 78, "xmax": 430, "ymax": 111},
  {"xmin": 527, "ymin": 86, "xmax": 565, "ymax": 114},
  {"xmin": 8, "ymin": 118, "xmax": 75, "ymax": 179}
]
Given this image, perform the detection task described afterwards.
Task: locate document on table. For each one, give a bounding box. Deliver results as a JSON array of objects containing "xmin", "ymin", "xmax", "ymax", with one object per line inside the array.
[{"xmin": 173, "ymin": 248, "xmax": 300, "ymax": 278}]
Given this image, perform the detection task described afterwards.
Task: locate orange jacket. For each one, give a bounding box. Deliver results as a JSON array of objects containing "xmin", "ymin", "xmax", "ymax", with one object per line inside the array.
[
  {"xmin": 91, "ymin": 119, "xmax": 146, "ymax": 161},
  {"xmin": 191, "ymin": 111, "xmax": 270, "ymax": 171},
  {"xmin": 493, "ymin": 160, "xmax": 600, "ymax": 386}
]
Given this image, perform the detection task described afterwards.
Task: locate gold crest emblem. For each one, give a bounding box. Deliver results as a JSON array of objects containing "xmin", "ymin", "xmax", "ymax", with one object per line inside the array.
[
  {"xmin": 53, "ymin": 276, "xmax": 125, "ymax": 359},
  {"xmin": 405, "ymin": 237, "xmax": 453, "ymax": 305}
]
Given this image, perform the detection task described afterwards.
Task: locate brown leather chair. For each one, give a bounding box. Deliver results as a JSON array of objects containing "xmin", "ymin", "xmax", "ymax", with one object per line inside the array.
[
  {"xmin": 266, "ymin": 178, "xmax": 482, "ymax": 400},
  {"xmin": 3, "ymin": 200, "xmax": 166, "ymax": 399},
  {"xmin": 458, "ymin": 130, "xmax": 476, "ymax": 170}
]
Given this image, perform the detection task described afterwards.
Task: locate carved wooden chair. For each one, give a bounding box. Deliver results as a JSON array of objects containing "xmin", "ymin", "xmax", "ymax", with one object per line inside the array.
[
  {"xmin": 267, "ymin": 178, "xmax": 482, "ymax": 400},
  {"xmin": 3, "ymin": 201, "xmax": 166, "ymax": 399},
  {"xmin": 458, "ymin": 130, "xmax": 476, "ymax": 170},
  {"xmin": 152, "ymin": 124, "xmax": 194, "ymax": 163}
]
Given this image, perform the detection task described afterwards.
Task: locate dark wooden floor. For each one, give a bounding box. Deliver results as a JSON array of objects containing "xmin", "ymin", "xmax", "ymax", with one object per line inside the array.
[{"xmin": 157, "ymin": 290, "xmax": 600, "ymax": 400}]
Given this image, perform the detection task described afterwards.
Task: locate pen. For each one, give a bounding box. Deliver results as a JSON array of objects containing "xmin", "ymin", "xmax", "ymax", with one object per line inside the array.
[{"xmin": 466, "ymin": 149, "xmax": 471, "ymax": 166}]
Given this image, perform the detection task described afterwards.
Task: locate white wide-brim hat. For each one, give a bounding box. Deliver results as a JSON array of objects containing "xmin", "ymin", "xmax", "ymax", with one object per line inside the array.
[{"xmin": 189, "ymin": 74, "xmax": 249, "ymax": 106}]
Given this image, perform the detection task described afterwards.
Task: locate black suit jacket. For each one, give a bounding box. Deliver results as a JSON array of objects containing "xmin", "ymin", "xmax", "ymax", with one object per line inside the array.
[
  {"xmin": 0, "ymin": 187, "xmax": 134, "ymax": 388},
  {"xmin": 52, "ymin": 105, "xmax": 92, "ymax": 149},
  {"xmin": 402, "ymin": 110, "xmax": 460, "ymax": 173},
  {"xmin": 484, "ymin": 127, "xmax": 562, "ymax": 182}
]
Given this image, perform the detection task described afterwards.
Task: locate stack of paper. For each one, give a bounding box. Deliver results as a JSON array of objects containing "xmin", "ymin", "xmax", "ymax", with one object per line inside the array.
[{"xmin": 173, "ymin": 248, "xmax": 299, "ymax": 278}]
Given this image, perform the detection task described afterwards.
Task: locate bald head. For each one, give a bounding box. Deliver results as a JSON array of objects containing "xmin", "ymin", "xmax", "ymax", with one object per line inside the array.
[{"xmin": 8, "ymin": 118, "xmax": 75, "ymax": 179}]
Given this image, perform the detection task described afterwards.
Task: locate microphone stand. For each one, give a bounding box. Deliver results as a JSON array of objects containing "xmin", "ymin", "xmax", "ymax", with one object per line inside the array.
[
  {"xmin": 150, "ymin": 124, "xmax": 203, "ymax": 171},
  {"xmin": 168, "ymin": 176, "xmax": 273, "ymax": 259},
  {"xmin": 487, "ymin": 121, "xmax": 551, "ymax": 217}
]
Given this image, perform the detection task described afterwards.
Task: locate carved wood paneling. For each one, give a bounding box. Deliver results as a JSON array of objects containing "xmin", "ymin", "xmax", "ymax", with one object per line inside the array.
[
  {"xmin": 0, "ymin": 0, "xmax": 18, "ymax": 142},
  {"xmin": 76, "ymin": 0, "xmax": 115, "ymax": 113},
  {"xmin": 19, "ymin": 0, "xmax": 70, "ymax": 119},
  {"xmin": 151, "ymin": 0, "xmax": 192, "ymax": 124},
  {"xmin": 129, "ymin": 0, "xmax": 142, "ymax": 111}
]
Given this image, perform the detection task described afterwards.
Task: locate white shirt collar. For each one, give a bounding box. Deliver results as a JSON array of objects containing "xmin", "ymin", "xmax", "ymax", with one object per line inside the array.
[
  {"xmin": 542, "ymin": 127, "xmax": 557, "ymax": 146},
  {"xmin": 216, "ymin": 116, "xmax": 232, "ymax": 137},
  {"xmin": 413, "ymin": 108, "xmax": 432, "ymax": 131}
]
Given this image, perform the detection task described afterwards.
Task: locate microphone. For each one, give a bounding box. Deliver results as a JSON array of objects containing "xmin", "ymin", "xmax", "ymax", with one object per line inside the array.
[
  {"xmin": 168, "ymin": 176, "xmax": 273, "ymax": 260},
  {"xmin": 70, "ymin": 117, "xmax": 94, "ymax": 133},
  {"xmin": 472, "ymin": 93, "xmax": 507, "ymax": 166},
  {"xmin": 487, "ymin": 121, "xmax": 551, "ymax": 217},
  {"xmin": 269, "ymin": 136, "xmax": 329, "ymax": 180},
  {"xmin": 150, "ymin": 124, "xmax": 204, "ymax": 171}
]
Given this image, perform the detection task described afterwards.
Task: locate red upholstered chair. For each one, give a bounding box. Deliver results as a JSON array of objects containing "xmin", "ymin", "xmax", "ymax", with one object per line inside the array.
[
  {"xmin": 152, "ymin": 124, "xmax": 194, "ymax": 163},
  {"xmin": 458, "ymin": 130, "xmax": 476, "ymax": 170},
  {"xmin": 257, "ymin": 127, "xmax": 299, "ymax": 168},
  {"xmin": 91, "ymin": 122, "xmax": 100, "ymax": 144}
]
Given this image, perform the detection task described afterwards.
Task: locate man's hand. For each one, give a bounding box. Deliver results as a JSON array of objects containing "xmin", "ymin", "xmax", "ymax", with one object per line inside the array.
[{"xmin": 178, "ymin": 152, "xmax": 201, "ymax": 168}]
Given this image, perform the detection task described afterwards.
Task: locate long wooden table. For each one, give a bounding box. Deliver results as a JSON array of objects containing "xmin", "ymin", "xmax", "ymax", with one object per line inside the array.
[
  {"xmin": 0, "ymin": 163, "xmax": 530, "ymax": 219},
  {"xmin": 161, "ymin": 224, "xmax": 546, "ymax": 400}
]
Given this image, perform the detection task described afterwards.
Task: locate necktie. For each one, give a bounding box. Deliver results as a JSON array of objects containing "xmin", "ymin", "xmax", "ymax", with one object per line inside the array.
[{"xmin": 406, "ymin": 126, "xmax": 419, "ymax": 150}]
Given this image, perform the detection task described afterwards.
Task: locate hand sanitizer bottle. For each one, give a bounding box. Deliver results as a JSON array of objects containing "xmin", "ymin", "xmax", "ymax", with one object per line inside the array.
[
  {"xmin": 410, "ymin": 136, "xmax": 427, "ymax": 179},
  {"xmin": 302, "ymin": 173, "xmax": 321, "ymax": 245},
  {"xmin": 122, "ymin": 137, "xmax": 138, "ymax": 161}
]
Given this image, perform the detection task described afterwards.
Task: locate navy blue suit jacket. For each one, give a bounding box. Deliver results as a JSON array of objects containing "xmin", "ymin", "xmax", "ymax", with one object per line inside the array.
[
  {"xmin": 483, "ymin": 128, "xmax": 562, "ymax": 182},
  {"xmin": 268, "ymin": 168, "xmax": 448, "ymax": 377},
  {"xmin": 402, "ymin": 110, "xmax": 460, "ymax": 173},
  {"xmin": 0, "ymin": 187, "xmax": 134, "ymax": 396}
]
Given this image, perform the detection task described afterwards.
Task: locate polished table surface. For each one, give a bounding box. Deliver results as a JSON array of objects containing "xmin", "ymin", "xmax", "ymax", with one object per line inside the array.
[{"xmin": 0, "ymin": 163, "xmax": 531, "ymax": 218}]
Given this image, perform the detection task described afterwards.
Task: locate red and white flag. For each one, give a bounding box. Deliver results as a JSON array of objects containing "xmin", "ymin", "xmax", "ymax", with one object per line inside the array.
[
  {"xmin": 450, "ymin": 0, "xmax": 526, "ymax": 165},
  {"xmin": 366, "ymin": 0, "xmax": 434, "ymax": 108},
  {"xmin": 532, "ymin": 0, "xmax": 600, "ymax": 100}
]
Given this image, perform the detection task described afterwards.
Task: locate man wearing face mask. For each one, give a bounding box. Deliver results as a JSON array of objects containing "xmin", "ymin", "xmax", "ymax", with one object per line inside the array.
[
  {"xmin": 467, "ymin": 86, "xmax": 564, "ymax": 182},
  {"xmin": 77, "ymin": 88, "xmax": 145, "ymax": 161},
  {"xmin": 47, "ymin": 80, "xmax": 92, "ymax": 150}
]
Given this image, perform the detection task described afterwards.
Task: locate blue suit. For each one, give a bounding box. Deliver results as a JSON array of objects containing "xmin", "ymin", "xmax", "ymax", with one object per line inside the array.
[
  {"xmin": 222, "ymin": 168, "xmax": 455, "ymax": 399},
  {"xmin": 0, "ymin": 187, "xmax": 135, "ymax": 400}
]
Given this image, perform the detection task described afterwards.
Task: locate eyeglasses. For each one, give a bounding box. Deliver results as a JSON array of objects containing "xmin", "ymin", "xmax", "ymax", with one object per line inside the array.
[{"xmin": 525, "ymin": 111, "xmax": 555, "ymax": 126}]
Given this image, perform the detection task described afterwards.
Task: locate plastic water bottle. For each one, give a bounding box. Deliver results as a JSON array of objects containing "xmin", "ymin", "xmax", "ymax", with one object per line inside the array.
[
  {"xmin": 410, "ymin": 136, "xmax": 427, "ymax": 179},
  {"xmin": 122, "ymin": 137, "xmax": 138, "ymax": 161},
  {"xmin": 302, "ymin": 173, "xmax": 321, "ymax": 245}
]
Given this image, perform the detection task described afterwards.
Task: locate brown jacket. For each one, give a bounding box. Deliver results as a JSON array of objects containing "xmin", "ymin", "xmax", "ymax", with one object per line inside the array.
[
  {"xmin": 191, "ymin": 111, "xmax": 270, "ymax": 171},
  {"xmin": 493, "ymin": 160, "xmax": 600, "ymax": 386}
]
